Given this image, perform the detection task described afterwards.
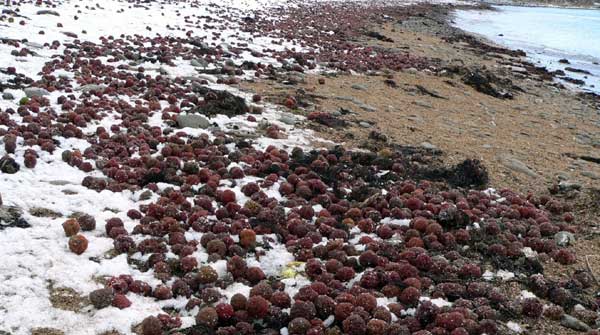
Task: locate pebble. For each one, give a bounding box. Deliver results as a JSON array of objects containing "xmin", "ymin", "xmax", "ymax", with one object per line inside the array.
[
  {"xmin": 0, "ymin": 156, "xmax": 19, "ymax": 174},
  {"xmin": 558, "ymin": 180, "xmax": 581, "ymax": 192},
  {"xmin": 582, "ymin": 171, "xmax": 600, "ymax": 180},
  {"xmin": 0, "ymin": 205, "xmax": 29, "ymax": 230},
  {"xmin": 359, "ymin": 121, "xmax": 372, "ymax": 128},
  {"xmin": 407, "ymin": 115, "xmax": 424, "ymax": 123},
  {"xmin": 420, "ymin": 142, "xmax": 438, "ymax": 150},
  {"xmin": 176, "ymin": 114, "xmax": 211, "ymax": 129},
  {"xmin": 138, "ymin": 190, "xmax": 153, "ymax": 201},
  {"xmin": 279, "ymin": 115, "xmax": 298, "ymax": 125},
  {"xmin": 560, "ymin": 315, "xmax": 590, "ymax": 332},
  {"xmin": 498, "ymin": 155, "xmax": 538, "ymax": 177},
  {"xmin": 351, "ymin": 84, "xmax": 368, "ymax": 91},
  {"xmin": 575, "ymin": 133, "xmax": 592, "ymax": 145},
  {"xmin": 191, "ymin": 58, "xmax": 209, "ymax": 68},
  {"xmin": 358, "ymin": 103, "xmax": 377, "ymax": 112},
  {"xmin": 37, "ymin": 10, "xmax": 60, "ymax": 16},
  {"xmin": 414, "ymin": 100, "xmax": 433, "ymax": 109},
  {"xmin": 2, "ymin": 92, "xmax": 14, "ymax": 100},
  {"xmin": 554, "ymin": 231, "xmax": 575, "ymax": 247},
  {"xmin": 24, "ymin": 87, "xmax": 50, "ymax": 98},
  {"xmin": 48, "ymin": 180, "xmax": 72, "ymax": 186},
  {"xmin": 77, "ymin": 84, "xmax": 106, "ymax": 93},
  {"xmin": 334, "ymin": 96, "xmax": 357, "ymax": 102},
  {"xmin": 284, "ymin": 73, "xmax": 305, "ymax": 85},
  {"xmin": 25, "ymin": 42, "xmax": 44, "ymax": 49}
]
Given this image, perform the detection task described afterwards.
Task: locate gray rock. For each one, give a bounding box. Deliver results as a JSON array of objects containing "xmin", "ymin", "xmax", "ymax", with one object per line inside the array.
[
  {"xmin": 48, "ymin": 180, "xmax": 73, "ymax": 186},
  {"xmin": 279, "ymin": 115, "xmax": 298, "ymax": 125},
  {"xmin": 0, "ymin": 156, "xmax": 19, "ymax": 174},
  {"xmin": 24, "ymin": 87, "xmax": 50, "ymax": 98},
  {"xmin": 283, "ymin": 73, "xmax": 305, "ymax": 85},
  {"xmin": 2, "ymin": 92, "xmax": 14, "ymax": 100},
  {"xmin": 77, "ymin": 84, "xmax": 106, "ymax": 93},
  {"xmin": 575, "ymin": 133, "xmax": 592, "ymax": 145},
  {"xmin": 138, "ymin": 190, "xmax": 153, "ymax": 201},
  {"xmin": 414, "ymin": 100, "xmax": 433, "ymax": 109},
  {"xmin": 420, "ymin": 142, "xmax": 438, "ymax": 150},
  {"xmin": 191, "ymin": 58, "xmax": 209, "ymax": 68},
  {"xmin": 554, "ymin": 231, "xmax": 576, "ymax": 246},
  {"xmin": 582, "ymin": 171, "xmax": 600, "ymax": 180},
  {"xmin": 334, "ymin": 96, "xmax": 356, "ymax": 102},
  {"xmin": 228, "ymin": 129, "xmax": 260, "ymax": 139},
  {"xmin": 359, "ymin": 121, "xmax": 372, "ymax": 128},
  {"xmin": 358, "ymin": 104, "xmax": 377, "ymax": 112},
  {"xmin": 89, "ymin": 288, "xmax": 114, "ymax": 309},
  {"xmin": 498, "ymin": 155, "xmax": 538, "ymax": 177},
  {"xmin": 560, "ymin": 315, "xmax": 590, "ymax": 332},
  {"xmin": 37, "ymin": 10, "xmax": 60, "ymax": 16},
  {"xmin": 29, "ymin": 207, "xmax": 61, "ymax": 218},
  {"xmin": 405, "ymin": 67, "xmax": 419, "ymax": 74},
  {"xmin": 24, "ymin": 42, "xmax": 44, "ymax": 49},
  {"xmin": 0, "ymin": 205, "xmax": 29, "ymax": 230},
  {"xmin": 189, "ymin": 78, "xmax": 216, "ymax": 91},
  {"xmin": 407, "ymin": 115, "xmax": 424, "ymax": 123},
  {"xmin": 351, "ymin": 84, "xmax": 368, "ymax": 91},
  {"xmin": 176, "ymin": 115, "xmax": 210, "ymax": 129},
  {"xmin": 558, "ymin": 180, "xmax": 581, "ymax": 192}
]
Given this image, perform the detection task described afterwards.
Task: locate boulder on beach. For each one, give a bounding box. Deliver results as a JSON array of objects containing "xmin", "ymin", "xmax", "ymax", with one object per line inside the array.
[
  {"xmin": 24, "ymin": 87, "xmax": 50, "ymax": 98},
  {"xmin": 176, "ymin": 114, "xmax": 211, "ymax": 129}
]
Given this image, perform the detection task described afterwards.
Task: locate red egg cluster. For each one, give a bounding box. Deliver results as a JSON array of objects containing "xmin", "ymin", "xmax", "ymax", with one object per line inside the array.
[
  {"xmin": 83, "ymin": 139, "xmax": 589, "ymax": 334},
  {"xmin": 242, "ymin": 3, "xmax": 436, "ymax": 72}
]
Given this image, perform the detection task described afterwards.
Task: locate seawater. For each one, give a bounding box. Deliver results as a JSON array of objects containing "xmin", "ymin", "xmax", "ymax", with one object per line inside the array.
[{"xmin": 454, "ymin": 5, "xmax": 600, "ymax": 93}]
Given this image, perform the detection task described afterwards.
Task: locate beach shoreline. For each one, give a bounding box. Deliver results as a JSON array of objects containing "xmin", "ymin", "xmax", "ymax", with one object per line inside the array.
[{"xmin": 242, "ymin": 2, "xmax": 600, "ymax": 192}]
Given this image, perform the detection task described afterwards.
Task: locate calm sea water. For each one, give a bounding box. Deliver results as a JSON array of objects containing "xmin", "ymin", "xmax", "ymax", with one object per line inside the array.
[{"xmin": 454, "ymin": 6, "xmax": 600, "ymax": 93}]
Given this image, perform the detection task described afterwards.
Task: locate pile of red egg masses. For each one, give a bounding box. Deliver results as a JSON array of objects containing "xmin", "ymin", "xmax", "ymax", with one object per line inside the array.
[
  {"xmin": 1, "ymin": 2, "xmax": 598, "ymax": 335},
  {"xmin": 241, "ymin": 2, "xmax": 435, "ymax": 72}
]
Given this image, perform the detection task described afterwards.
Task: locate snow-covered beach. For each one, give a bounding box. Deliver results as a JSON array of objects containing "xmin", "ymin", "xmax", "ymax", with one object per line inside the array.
[{"xmin": 1, "ymin": 1, "xmax": 600, "ymax": 335}]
